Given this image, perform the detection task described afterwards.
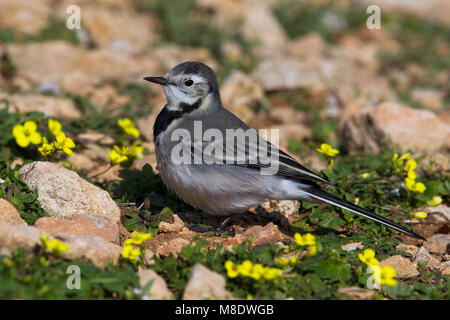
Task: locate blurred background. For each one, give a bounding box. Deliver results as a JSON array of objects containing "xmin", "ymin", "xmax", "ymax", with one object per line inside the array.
[{"xmin": 0, "ymin": 0, "xmax": 449, "ymax": 175}]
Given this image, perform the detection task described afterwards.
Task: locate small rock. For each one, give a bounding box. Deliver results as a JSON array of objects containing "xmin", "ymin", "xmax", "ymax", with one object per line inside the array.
[
  {"xmin": 338, "ymin": 102, "xmax": 450, "ymax": 153},
  {"xmin": 440, "ymin": 261, "xmax": 450, "ymax": 275},
  {"xmin": 7, "ymin": 41, "xmax": 148, "ymax": 94},
  {"xmin": 81, "ymin": 84, "xmax": 130, "ymax": 110},
  {"xmin": 143, "ymin": 250, "xmax": 155, "ymax": 266},
  {"xmin": 196, "ymin": 0, "xmax": 246, "ymax": 26},
  {"xmin": 412, "ymin": 87, "xmax": 445, "ymax": 110},
  {"xmin": 35, "ymin": 214, "xmax": 119, "ymax": 243},
  {"xmin": 19, "ymin": 161, "xmax": 120, "ymax": 224},
  {"xmin": 276, "ymin": 123, "xmax": 312, "ymax": 146},
  {"xmin": 223, "ymin": 222, "xmax": 286, "ymax": 248},
  {"xmin": 0, "ymin": 0, "xmax": 50, "ymax": 35},
  {"xmin": 259, "ymin": 200, "xmax": 300, "ymax": 217},
  {"xmin": 341, "ymin": 242, "xmax": 364, "ymax": 252},
  {"xmin": 241, "ymin": 1, "xmax": 288, "ymax": 56},
  {"xmin": 443, "ymin": 267, "xmax": 450, "ymax": 275},
  {"xmin": 182, "ymin": 264, "xmax": 235, "ymax": 300},
  {"xmin": 288, "ymin": 33, "xmax": 327, "ymax": 59},
  {"xmin": 0, "ymin": 199, "xmax": 26, "ymax": 226},
  {"xmin": 0, "ymin": 93, "xmax": 81, "ymax": 120},
  {"xmin": 156, "ymin": 238, "xmax": 190, "ymax": 258},
  {"xmin": 413, "ymin": 247, "xmax": 441, "ymax": 270},
  {"xmin": 252, "ymin": 57, "xmax": 320, "ymax": 91},
  {"xmin": 338, "ymin": 287, "xmax": 374, "ymax": 300},
  {"xmin": 221, "ymin": 41, "xmax": 246, "ymax": 61},
  {"xmin": 221, "ymin": 71, "xmax": 265, "ymax": 123},
  {"xmin": 424, "ymin": 205, "xmax": 450, "ymax": 224},
  {"xmin": 81, "ymin": 6, "xmax": 158, "ymax": 55},
  {"xmin": 418, "ymin": 152, "xmax": 449, "ymax": 173},
  {"xmin": 424, "ymin": 234, "xmax": 450, "ymax": 254},
  {"xmin": 380, "ymin": 255, "xmax": 419, "ymax": 278},
  {"xmin": 268, "ymin": 106, "xmax": 307, "ymax": 125},
  {"xmin": 158, "ymin": 214, "xmax": 185, "ymax": 233},
  {"xmin": 10, "ymin": 158, "xmax": 23, "ymax": 169},
  {"xmin": 59, "ymin": 234, "xmax": 122, "ymax": 268},
  {"xmin": 76, "ymin": 131, "xmax": 115, "ymax": 146},
  {"xmin": 0, "ymin": 224, "xmax": 42, "ymax": 256},
  {"xmin": 137, "ymin": 269, "xmax": 172, "ymax": 300},
  {"xmin": 395, "ymin": 244, "xmax": 420, "ymax": 256}
]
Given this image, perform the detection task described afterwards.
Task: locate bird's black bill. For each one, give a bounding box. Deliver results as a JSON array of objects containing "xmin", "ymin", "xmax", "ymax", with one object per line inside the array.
[
  {"xmin": 305, "ymin": 188, "xmax": 426, "ymax": 240},
  {"xmin": 143, "ymin": 76, "xmax": 171, "ymax": 85}
]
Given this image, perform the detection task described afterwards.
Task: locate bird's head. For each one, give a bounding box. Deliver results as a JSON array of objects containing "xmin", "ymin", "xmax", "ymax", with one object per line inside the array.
[{"xmin": 144, "ymin": 61, "xmax": 220, "ymax": 111}]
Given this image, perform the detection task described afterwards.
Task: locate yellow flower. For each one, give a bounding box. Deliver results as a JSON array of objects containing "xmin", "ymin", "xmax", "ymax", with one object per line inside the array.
[
  {"xmin": 391, "ymin": 153, "xmax": 399, "ymax": 167},
  {"xmin": 289, "ymin": 256, "xmax": 297, "ymax": 265},
  {"xmin": 12, "ymin": 121, "xmax": 42, "ymax": 148},
  {"xmin": 317, "ymin": 143, "xmax": 339, "ymax": 157},
  {"xmin": 403, "ymin": 158, "xmax": 417, "ymax": 172},
  {"xmin": 359, "ymin": 173, "xmax": 370, "ymax": 179},
  {"xmin": 262, "ymin": 267, "xmax": 281, "ymax": 280},
  {"xmin": 407, "ymin": 170, "xmax": 416, "ymax": 180},
  {"xmin": 225, "ymin": 260, "xmax": 239, "ymax": 278},
  {"xmin": 276, "ymin": 257, "xmax": 289, "ymax": 267},
  {"xmin": 294, "ymin": 233, "xmax": 304, "ymax": 246},
  {"xmin": 129, "ymin": 145, "xmax": 144, "ymax": 159},
  {"xmin": 238, "ymin": 260, "xmax": 253, "ymax": 277},
  {"xmin": 109, "ymin": 146, "xmax": 129, "ymax": 165},
  {"xmin": 398, "ymin": 153, "xmax": 411, "ymax": 161},
  {"xmin": 411, "ymin": 182, "xmax": 426, "ymax": 193},
  {"xmin": 2, "ymin": 257, "xmax": 14, "ymax": 267},
  {"xmin": 121, "ymin": 244, "xmax": 141, "ymax": 262},
  {"xmin": 392, "ymin": 153, "xmax": 411, "ymax": 172},
  {"xmin": 48, "ymin": 118, "xmax": 62, "ymax": 136},
  {"xmin": 54, "ymin": 132, "xmax": 75, "ymax": 155},
  {"xmin": 404, "ymin": 177, "xmax": 415, "ymax": 190},
  {"xmin": 308, "ymin": 245, "xmax": 317, "ymax": 257},
  {"xmin": 295, "ymin": 233, "xmax": 318, "ymax": 256},
  {"xmin": 125, "ymin": 232, "xmax": 152, "ymax": 246},
  {"xmin": 380, "ymin": 265, "xmax": 397, "ymax": 286},
  {"xmin": 303, "ymin": 233, "xmax": 316, "ymax": 246},
  {"xmin": 38, "ymin": 137, "xmax": 55, "ymax": 157},
  {"xmin": 358, "ymin": 249, "xmax": 380, "ymax": 267},
  {"xmin": 411, "ymin": 211, "xmax": 427, "ymax": 220},
  {"xmin": 40, "ymin": 234, "xmax": 70, "ymax": 255},
  {"xmin": 225, "ymin": 260, "xmax": 281, "ymax": 281},
  {"xmin": 118, "ymin": 118, "xmax": 140, "ymax": 138},
  {"xmin": 249, "ymin": 263, "xmax": 264, "ymax": 280},
  {"xmin": 294, "ymin": 233, "xmax": 316, "ymax": 246},
  {"xmin": 426, "ymin": 196, "xmax": 442, "ymax": 207},
  {"xmin": 405, "ymin": 178, "xmax": 426, "ymax": 193}
]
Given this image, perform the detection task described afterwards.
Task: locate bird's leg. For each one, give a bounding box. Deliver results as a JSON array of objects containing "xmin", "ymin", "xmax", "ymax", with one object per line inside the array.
[{"xmin": 217, "ymin": 215, "xmax": 233, "ymax": 233}]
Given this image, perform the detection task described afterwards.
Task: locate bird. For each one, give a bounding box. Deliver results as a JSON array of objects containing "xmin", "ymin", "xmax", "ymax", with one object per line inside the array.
[{"xmin": 143, "ymin": 61, "xmax": 424, "ymax": 240}]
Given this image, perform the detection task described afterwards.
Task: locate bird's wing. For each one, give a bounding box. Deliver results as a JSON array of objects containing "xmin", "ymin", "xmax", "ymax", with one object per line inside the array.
[
  {"xmin": 173, "ymin": 129, "xmax": 329, "ymax": 184},
  {"xmin": 241, "ymin": 145, "xmax": 330, "ymax": 184}
]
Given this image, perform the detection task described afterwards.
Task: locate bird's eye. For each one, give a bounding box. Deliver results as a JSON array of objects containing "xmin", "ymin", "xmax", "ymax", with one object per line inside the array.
[{"xmin": 184, "ymin": 79, "xmax": 194, "ymax": 86}]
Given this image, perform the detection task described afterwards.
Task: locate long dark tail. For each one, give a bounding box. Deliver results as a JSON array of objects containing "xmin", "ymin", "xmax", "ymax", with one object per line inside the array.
[{"xmin": 304, "ymin": 188, "xmax": 425, "ymax": 240}]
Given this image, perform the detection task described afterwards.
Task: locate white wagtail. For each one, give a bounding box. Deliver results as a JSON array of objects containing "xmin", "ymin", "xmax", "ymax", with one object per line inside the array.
[{"xmin": 144, "ymin": 61, "xmax": 424, "ymax": 240}]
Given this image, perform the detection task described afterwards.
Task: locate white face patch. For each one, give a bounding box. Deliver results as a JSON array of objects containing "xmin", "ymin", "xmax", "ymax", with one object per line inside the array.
[
  {"xmin": 189, "ymin": 74, "xmax": 206, "ymax": 84},
  {"xmin": 163, "ymin": 73, "xmax": 209, "ymax": 111},
  {"xmin": 163, "ymin": 86, "xmax": 198, "ymax": 111}
]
